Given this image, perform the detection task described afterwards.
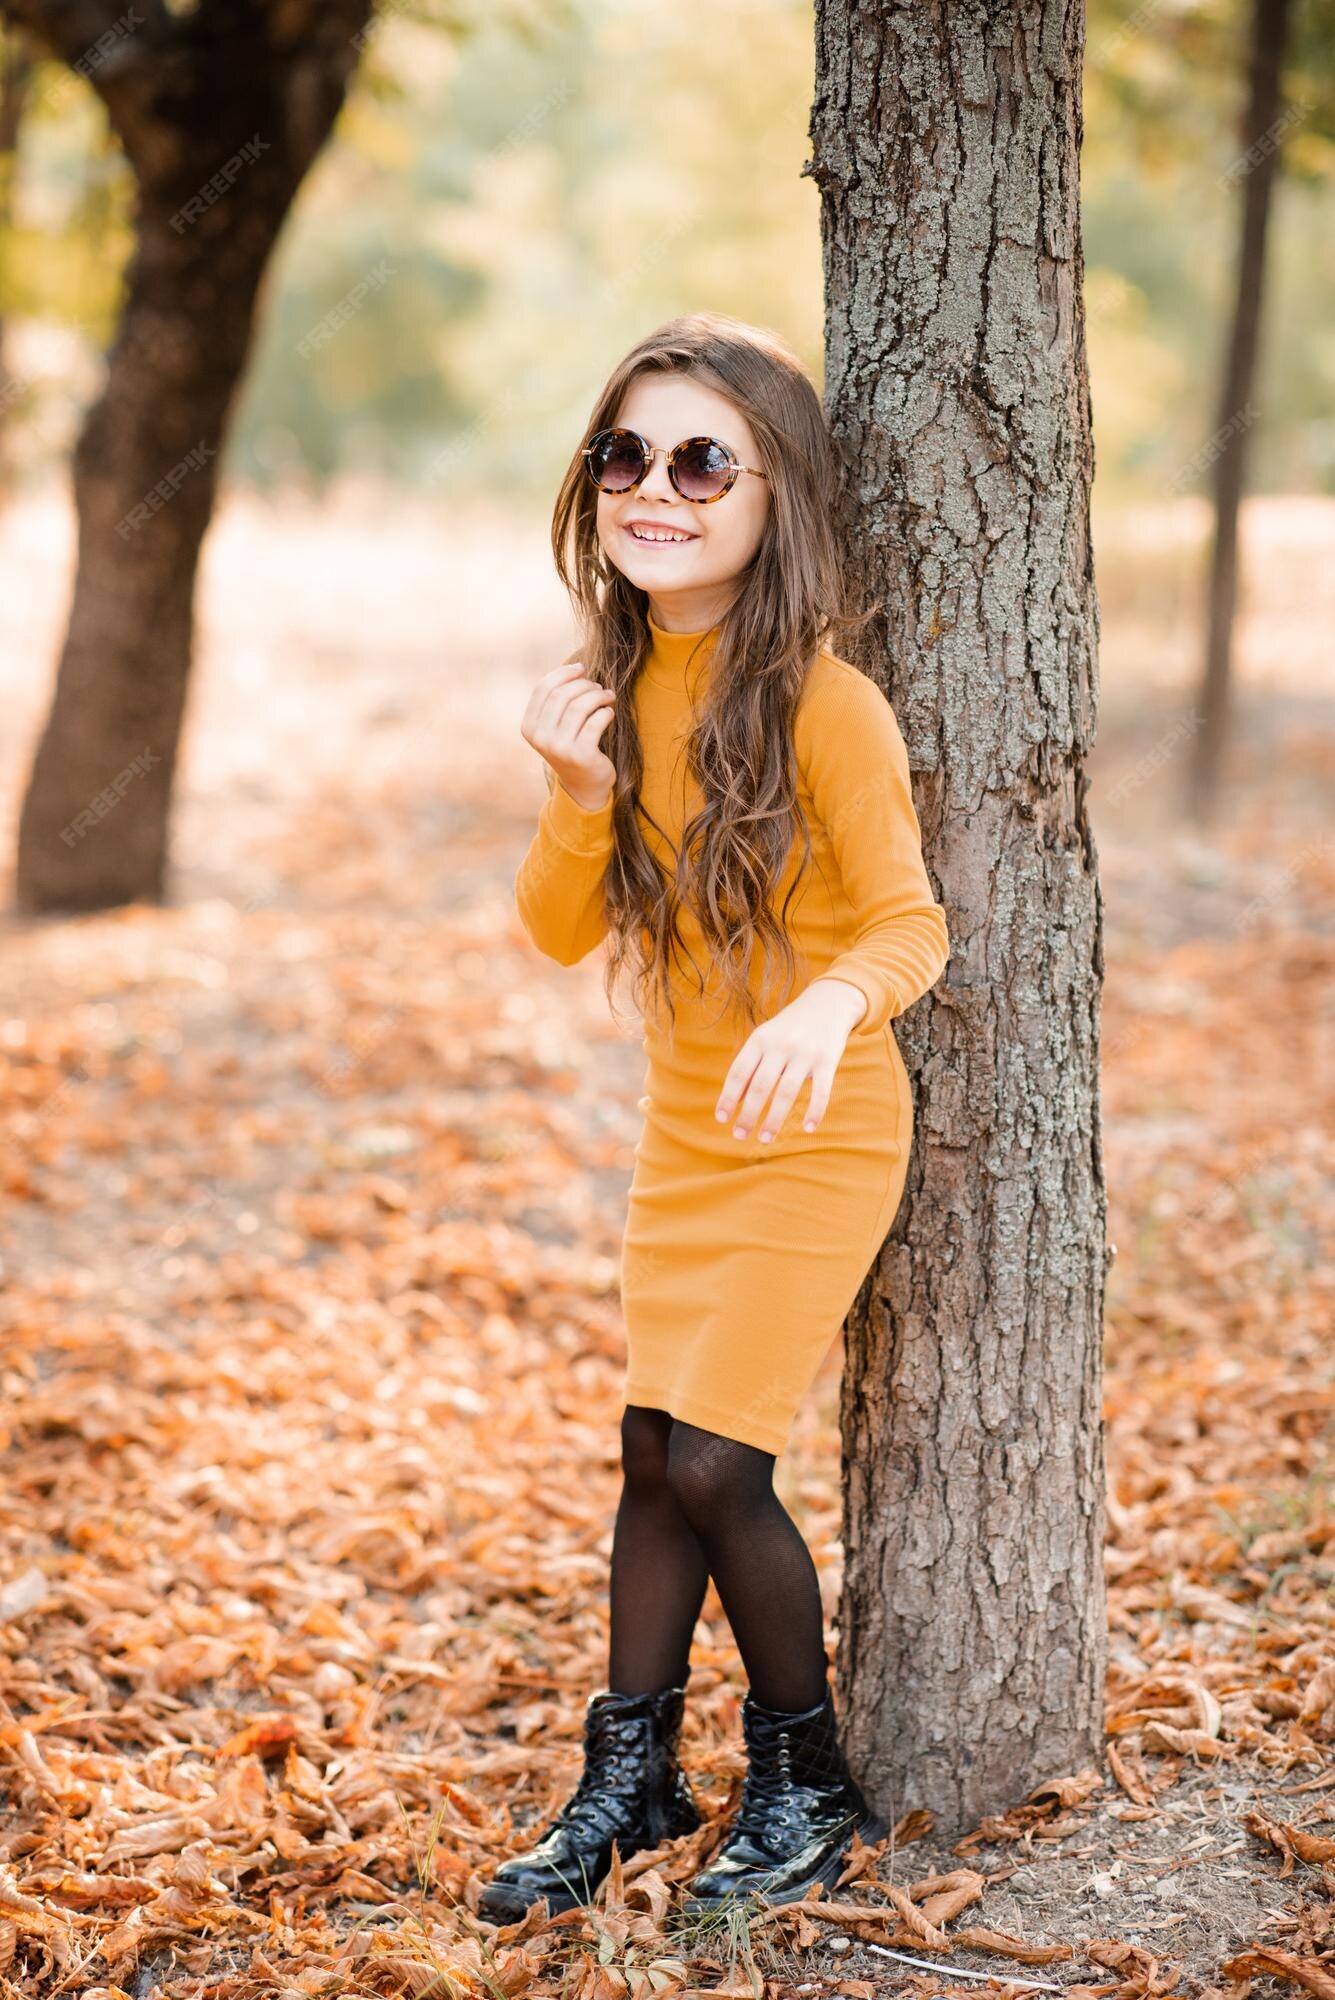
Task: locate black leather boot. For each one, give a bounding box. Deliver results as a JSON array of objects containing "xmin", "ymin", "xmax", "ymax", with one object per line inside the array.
[
  {"xmin": 681, "ymin": 1682, "xmax": 886, "ymax": 1915},
  {"xmin": 478, "ymin": 1683, "xmax": 700, "ymax": 1923}
]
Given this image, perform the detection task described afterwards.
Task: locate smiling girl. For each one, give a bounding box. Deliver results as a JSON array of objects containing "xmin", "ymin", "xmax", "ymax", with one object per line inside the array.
[{"xmin": 484, "ymin": 313, "xmax": 950, "ymax": 1923}]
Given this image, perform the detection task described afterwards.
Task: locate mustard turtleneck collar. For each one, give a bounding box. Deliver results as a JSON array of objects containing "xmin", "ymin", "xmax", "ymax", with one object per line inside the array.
[{"xmin": 643, "ymin": 609, "xmax": 721, "ymax": 692}]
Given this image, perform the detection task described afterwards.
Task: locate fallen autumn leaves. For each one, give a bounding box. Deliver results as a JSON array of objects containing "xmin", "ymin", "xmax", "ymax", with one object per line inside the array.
[{"xmin": 1, "ymin": 573, "xmax": 1332, "ymax": 1995}]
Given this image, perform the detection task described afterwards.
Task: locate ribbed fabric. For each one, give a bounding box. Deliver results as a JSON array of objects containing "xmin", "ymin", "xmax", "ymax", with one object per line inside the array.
[{"xmin": 514, "ymin": 615, "xmax": 950, "ymax": 1454}]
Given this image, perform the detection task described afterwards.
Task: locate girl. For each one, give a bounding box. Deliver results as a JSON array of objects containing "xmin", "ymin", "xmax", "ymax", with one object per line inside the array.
[{"xmin": 482, "ymin": 313, "xmax": 950, "ymax": 1924}]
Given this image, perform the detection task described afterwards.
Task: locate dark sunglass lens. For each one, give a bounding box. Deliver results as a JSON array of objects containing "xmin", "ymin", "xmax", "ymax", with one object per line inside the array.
[
  {"xmin": 674, "ymin": 439, "xmax": 734, "ymax": 500},
  {"xmin": 589, "ymin": 431, "xmax": 645, "ymax": 491}
]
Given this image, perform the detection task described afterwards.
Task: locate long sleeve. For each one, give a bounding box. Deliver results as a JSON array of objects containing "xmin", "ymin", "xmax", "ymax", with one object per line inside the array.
[
  {"xmin": 797, "ymin": 663, "xmax": 950, "ymax": 1036},
  {"xmin": 513, "ymin": 772, "xmax": 617, "ymax": 967}
]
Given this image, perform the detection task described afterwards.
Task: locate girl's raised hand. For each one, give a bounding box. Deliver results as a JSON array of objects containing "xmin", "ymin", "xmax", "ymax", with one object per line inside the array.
[
  {"xmin": 521, "ymin": 659, "xmax": 617, "ymax": 812},
  {"xmin": 715, "ymin": 978, "xmax": 869, "ymax": 1142}
]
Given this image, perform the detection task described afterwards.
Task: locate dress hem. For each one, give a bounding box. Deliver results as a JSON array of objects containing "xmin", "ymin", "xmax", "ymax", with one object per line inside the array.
[{"xmin": 621, "ymin": 1381, "xmax": 794, "ymax": 1456}]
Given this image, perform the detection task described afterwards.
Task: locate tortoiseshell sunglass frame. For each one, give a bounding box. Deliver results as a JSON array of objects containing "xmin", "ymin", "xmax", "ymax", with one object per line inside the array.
[{"xmin": 582, "ymin": 427, "xmax": 771, "ymax": 504}]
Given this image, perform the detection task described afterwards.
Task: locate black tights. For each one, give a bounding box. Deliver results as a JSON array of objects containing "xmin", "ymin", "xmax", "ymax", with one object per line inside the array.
[{"xmin": 607, "ymin": 1404, "xmax": 829, "ymax": 1713}]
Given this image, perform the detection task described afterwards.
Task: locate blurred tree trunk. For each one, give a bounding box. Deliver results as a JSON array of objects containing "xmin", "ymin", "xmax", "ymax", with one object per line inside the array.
[
  {"xmin": 808, "ymin": 1, "xmax": 1107, "ymax": 1839},
  {"xmin": 2, "ymin": 0, "xmax": 372, "ymax": 913},
  {"xmin": 1188, "ymin": 0, "xmax": 1293, "ymax": 822},
  {"xmin": 0, "ymin": 21, "xmax": 34, "ymax": 497}
]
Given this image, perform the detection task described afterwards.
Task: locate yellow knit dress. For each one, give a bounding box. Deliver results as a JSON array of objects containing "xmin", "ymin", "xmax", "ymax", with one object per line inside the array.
[{"xmin": 515, "ymin": 612, "xmax": 950, "ymax": 1455}]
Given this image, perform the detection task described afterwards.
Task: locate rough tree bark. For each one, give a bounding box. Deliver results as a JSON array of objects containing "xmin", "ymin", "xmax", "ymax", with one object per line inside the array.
[
  {"xmin": 1188, "ymin": 0, "xmax": 1293, "ymax": 823},
  {"xmin": 4, "ymin": 0, "xmax": 372, "ymax": 912},
  {"xmin": 806, "ymin": 2, "xmax": 1108, "ymax": 1838}
]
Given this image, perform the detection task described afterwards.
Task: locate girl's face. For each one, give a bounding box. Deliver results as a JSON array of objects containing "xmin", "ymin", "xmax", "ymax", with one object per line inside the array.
[{"xmin": 595, "ymin": 373, "xmax": 771, "ymax": 632}]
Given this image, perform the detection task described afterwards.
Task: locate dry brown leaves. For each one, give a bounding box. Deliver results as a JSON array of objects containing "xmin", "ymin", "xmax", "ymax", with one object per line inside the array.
[{"xmin": 1, "ymin": 586, "xmax": 1332, "ymax": 1998}]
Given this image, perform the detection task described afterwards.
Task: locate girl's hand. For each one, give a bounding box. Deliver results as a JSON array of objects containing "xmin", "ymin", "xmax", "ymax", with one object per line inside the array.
[
  {"xmin": 715, "ymin": 978, "xmax": 869, "ymax": 1141},
  {"xmin": 521, "ymin": 658, "xmax": 617, "ymax": 812}
]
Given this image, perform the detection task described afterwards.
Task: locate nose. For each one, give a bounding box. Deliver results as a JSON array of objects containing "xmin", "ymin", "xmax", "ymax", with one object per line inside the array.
[{"xmin": 634, "ymin": 448, "xmax": 677, "ymax": 502}]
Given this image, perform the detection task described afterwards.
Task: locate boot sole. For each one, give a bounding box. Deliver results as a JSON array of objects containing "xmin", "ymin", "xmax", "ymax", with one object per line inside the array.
[
  {"xmin": 679, "ymin": 1811, "xmax": 889, "ymax": 1918},
  {"xmin": 477, "ymin": 1879, "xmax": 589, "ymax": 1924},
  {"xmin": 480, "ymin": 1821, "xmax": 700, "ymax": 1925}
]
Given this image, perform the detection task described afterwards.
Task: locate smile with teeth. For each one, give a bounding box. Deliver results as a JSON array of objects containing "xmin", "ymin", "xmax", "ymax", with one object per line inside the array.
[{"xmin": 626, "ymin": 523, "xmax": 697, "ymax": 544}]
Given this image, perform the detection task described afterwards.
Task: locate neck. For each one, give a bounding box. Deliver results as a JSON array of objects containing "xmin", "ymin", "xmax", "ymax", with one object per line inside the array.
[{"xmin": 645, "ymin": 584, "xmax": 736, "ymax": 632}]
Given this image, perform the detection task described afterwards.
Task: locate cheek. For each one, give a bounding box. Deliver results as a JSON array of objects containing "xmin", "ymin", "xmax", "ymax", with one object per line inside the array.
[
  {"xmin": 721, "ymin": 488, "xmax": 769, "ymax": 566},
  {"xmin": 595, "ymin": 499, "xmax": 621, "ymax": 559}
]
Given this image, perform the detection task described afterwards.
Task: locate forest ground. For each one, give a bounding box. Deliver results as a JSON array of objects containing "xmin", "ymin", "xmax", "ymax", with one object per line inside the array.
[{"xmin": 1, "ymin": 486, "xmax": 1332, "ymax": 1999}]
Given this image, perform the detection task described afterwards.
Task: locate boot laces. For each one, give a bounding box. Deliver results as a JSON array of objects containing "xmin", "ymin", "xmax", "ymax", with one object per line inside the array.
[
  {"xmin": 736, "ymin": 1726, "xmax": 859, "ymax": 1849},
  {"xmin": 735, "ymin": 1728, "xmax": 801, "ymax": 1837},
  {"xmin": 554, "ymin": 1724, "xmax": 648, "ymax": 1838}
]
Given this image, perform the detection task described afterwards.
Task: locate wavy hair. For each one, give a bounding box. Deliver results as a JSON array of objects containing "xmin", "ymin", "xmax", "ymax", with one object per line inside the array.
[{"xmin": 550, "ymin": 311, "xmax": 872, "ymax": 1041}]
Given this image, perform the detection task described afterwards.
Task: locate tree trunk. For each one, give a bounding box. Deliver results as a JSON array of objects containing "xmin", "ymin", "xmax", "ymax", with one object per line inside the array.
[
  {"xmin": 807, "ymin": 1, "xmax": 1107, "ymax": 1839},
  {"xmin": 4, "ymin": 0, "xmax": 372, "ymax": 912},
  {"xmin": 1187, "ymin": 0, "xmax": 1292, "ymax": 824}
]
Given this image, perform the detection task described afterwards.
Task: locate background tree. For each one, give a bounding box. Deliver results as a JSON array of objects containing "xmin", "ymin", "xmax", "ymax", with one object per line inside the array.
[
  {"xmin": 808, "ymin": 0, "xmax": 1108, "ymax": 1838},
  {"xmin": 2, "ymin": 0, "xmax": 373, "ymax": 913},
  {"xmin": 1079, "ymin": 0, "xmax": 1333, "ymax": 815},
  {"xmin": 1190, "ymin": 0, "xmax": 1293, "ymax": 820}
]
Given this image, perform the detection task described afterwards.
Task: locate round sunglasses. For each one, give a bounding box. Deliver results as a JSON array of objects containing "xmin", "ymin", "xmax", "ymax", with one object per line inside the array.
[{"xmin": 582, "ymin": 426, "xmax": 770, "ymax": 504}]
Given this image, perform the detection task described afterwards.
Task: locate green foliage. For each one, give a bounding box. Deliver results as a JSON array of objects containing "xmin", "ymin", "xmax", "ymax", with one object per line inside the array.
[
  {"xmin": 0, "ymin": 48, "xmax": 130, "ymax": 342},
  {"xmin": 234, "ymin": 0, "xmax": 822, "ymax": 502}
]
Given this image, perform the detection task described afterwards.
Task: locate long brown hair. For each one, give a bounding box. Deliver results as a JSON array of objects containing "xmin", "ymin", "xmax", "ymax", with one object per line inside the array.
[{"xmin": 550, "ymin": 311, "xmax": 872, "ymax": 1041}]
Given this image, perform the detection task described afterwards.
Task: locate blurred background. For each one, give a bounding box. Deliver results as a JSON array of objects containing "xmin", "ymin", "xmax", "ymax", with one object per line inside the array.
[
  {"xmin": 4, "ymin": 0, "xmax": 1333, "ymax": 497},
  {"xmin": 3, "ymin": 0, "xmax": 1333, "ymax": 777},
  {"xmin": 1, "ymin": 0, "xmax": 1331, "ymax": 879}
]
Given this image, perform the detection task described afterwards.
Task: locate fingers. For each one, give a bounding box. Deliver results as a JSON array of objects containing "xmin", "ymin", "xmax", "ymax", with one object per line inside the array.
[
  {"xmin": 801, "ymin": 1066, "xmax": 834, "ymax": 1133},
  {"xmin": 573, "ymin": 698, "xmax": 616, "ymax": 755},
  {"xmin": 542, "ymin": 677, "xmax": 613, "ymax": 736},
  {"xmin": 730, "ymin": 1052, "xmax": 786, "ymax": 1140},
  {"xmin": 523, "ymin": 665, "xmax": 615, "ymax": 754},
  {"xmin": 537, "ymin": 659, "xmax": 602, "ymax": 712},
  {"xmin": 716, "ymin": 1033, "xmax": 840, "ymax": 1143},
  {"xmin": 559, "ymin": 685, "xmax": 615, "ymax": 751},
  {"xmin": 714, "ymin": 1040, "xmax": 763, "ymax": 1130},
  {"xmin": 748, "ymin": 1060, "xmax": 807, "ymax": 1142},
  {"xmin": 716, "ymin": 1046, "xmax": 804, "ymax": 1142}
]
